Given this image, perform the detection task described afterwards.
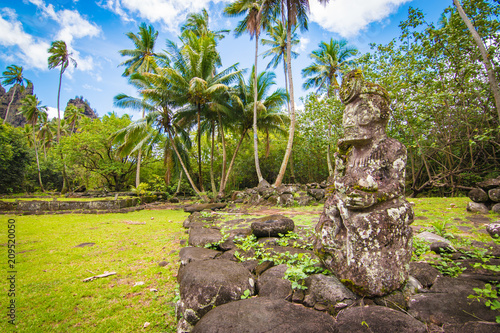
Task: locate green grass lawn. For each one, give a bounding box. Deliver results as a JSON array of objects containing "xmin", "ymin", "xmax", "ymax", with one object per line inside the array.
[{"xmin": 1, "ymin": 209, "xmax": 189, "ymax": 333}]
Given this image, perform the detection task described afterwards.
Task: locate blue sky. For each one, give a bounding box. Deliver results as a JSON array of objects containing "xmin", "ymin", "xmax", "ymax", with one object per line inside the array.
[{"xmin": 0, "ymin": 0, "xmax": 451, "ymax": 120}]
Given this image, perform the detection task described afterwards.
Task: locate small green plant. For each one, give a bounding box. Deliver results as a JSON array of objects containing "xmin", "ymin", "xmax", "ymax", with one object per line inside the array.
[
  {"xmin": 468, "ymin": 283, "xmax": 500, "ymax": 323},
  {"xmin": 429, "ymin": 254, "xmax": 465, "ymax": 277},
  {"xmin": 283, "ymin": 253, "xmax": 326, "ymax": 290},
  {"xmin": 204, "ymin": 227, "xmax": 230, "ymax": 250},
  {"xmin": 431, "ymin": 221, "xmax": 454, "ymax": 239},
  {"xmin": 240, "ymin": 289, "xmax": 251, "ymax": 299},
  {"xmin": 200, "ymin": 211, "xmax": 212, "ymax": 218},
  {"xmin": 412, "ymin": 237, "xmax": 431, "ymax": 261}
]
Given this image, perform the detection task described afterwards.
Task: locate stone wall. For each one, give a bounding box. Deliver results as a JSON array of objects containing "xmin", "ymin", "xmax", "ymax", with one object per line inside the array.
[
  {"xmin": 0, "ymin": 197, "xmax": 140, "ymax": 213},
  {"xmin": 467, "ymin": 176, "xmax": 500, "ymax": 214}
]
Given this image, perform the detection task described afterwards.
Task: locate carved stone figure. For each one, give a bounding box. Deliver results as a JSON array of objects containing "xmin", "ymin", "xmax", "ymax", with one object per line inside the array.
[{"xmin": 314, "ymin": 69, "xmax": 414, "ymax": 296}]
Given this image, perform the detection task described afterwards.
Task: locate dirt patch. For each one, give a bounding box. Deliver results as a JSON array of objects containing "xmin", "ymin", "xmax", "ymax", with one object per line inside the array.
[{"xmin": 466, "ymin": 215, "xmax": 492, "ymax": 225}]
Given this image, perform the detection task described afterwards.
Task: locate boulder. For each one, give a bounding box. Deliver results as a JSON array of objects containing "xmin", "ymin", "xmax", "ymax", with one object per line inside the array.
[
  {"xmin": 257, "ymin": 264, "xmax": 292, "ymax": 300},
  {"xmin": 336, "ymin": 305, "xmax": 427, "ymax": 333},
  {"xmin": 279, "ymin": 193, "xmax": 294, "ymax": 207},
  {"xmin": 477, "ymin": 177, "xmax": 500, "ymax": 190},
  {"xmin": 408, "ymin": 276, "xmax": 497, "ymax": 326},
  {"xmin": 188, "ymin": 228, "xmax": 222, "ymax": 247},
  {"xmin": 191, "ymin": 297, "xmax": 338, "ymax": 333},
  {"xmin": 307, "ymin": 188, "xmax": 325, "ymax": 201},
  {"xmin": 184, "ymin": 203, "xmax": 226, "ymax": 213},
  {"xmin": 415, "ymin": 231, "xmax": 451, "ymax": 244},
  {"xmin": 443, "ymin": 321, "xmax": 500, "ymax": 333},
  {"xmin": 409, "ymin": 262, "xmax": 441, "ymax": 288},
  {"xmin": 492, "ymin": 204, "xmax": 500, "ymax": 214},
  {"xmin": 296, "ymin": 195, "xmax": 314, "ymax": 206},
  {"xmin": 489, "ymin": 188, "xmax": 500, "ymax": 202},
  {"xmin": 178, "ymin": 247, "xmax": 221, "ymax": 267},
  {"xmin": 303, "ymin": 274, "xmax": 358, "ymax": 312},
  {"xmin": 430, "ymin": 241, "xmax": 456, "ymax": 254},
  {"xmin": 177, "ymin": 259, "xmax": 255, "ymax": 325},
  {"xmin": 486, "ymin": 223, "xmax": 500, "ymax": 239},
  {"xmin": 469, "ymin": 188, "xmax": 489, "ymax": 203},
  {"xmin": 251, "ymin": 215, "xmax": 295, "ymax": 238},
  {"xmin": 467, "ymin": 202, "xmax": 490, "ymax": 214}
]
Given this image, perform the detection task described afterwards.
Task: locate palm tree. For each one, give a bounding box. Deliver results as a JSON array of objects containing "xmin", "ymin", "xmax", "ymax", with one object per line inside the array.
[
  {"xmin": 261, "ymin": 0, "xmax": 328, "ymax": 186},
  {"xmin": 48, "ymin": 40, "xmax": 77, "ymax": 143},
  {"xmin": 218, "ymin": 67, "xmax": 288, "ymax": 196},
  {"xmin": 37, "ymin": 114, "xmax": 54, "ymax": 160},
  {"xmin": 119, "ymin": 23, "xmax": 165, "ymax": 187},
  {"xmin": 64, "ymin": 104, "xmax": 85, "ymax": 134},
  {"xmin": 1, "ymin": 65, "xmax": 31, "ymax": 125},
  {"xmin": 224, "ymin": 0, "xmax": 274, "ymax": 185},
  {"xmin": 164, "ymin": 32, "xmax": 240, "ymax": 192},
  {"xmin": 302, "ymin": 38, "xmax": 358, "ymax": 96},
  {"xmin": 181, "ymin": 8, "xmax": 229, "ymax": 43},
  {"xmin": 18, "ymin": 95, "xmax": 47, "ymax": 191}
]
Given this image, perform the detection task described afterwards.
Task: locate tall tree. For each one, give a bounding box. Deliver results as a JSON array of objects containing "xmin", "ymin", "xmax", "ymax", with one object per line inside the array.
[
  {"xmin": 225, "ymin": 0, "xmax": 271, "ymax": 184},
  {"xmin": 119, "ymin": 23, "xmax": 164, "ymax": 187},
  {"xmin": 1, "ymin": 65, "xmax": 31, "ymax": 125},
  {"xmin": 64, "ymin": 104, "xmax": 85, "ymax": 134},
  {"xmin": 453, "ymin": 0, "xmax": 500, "ymax": 123},
  {"xmin": 261, "ymin": 0, "xmax": 329, "ymax": 186},
  {"xmin": 48, "ymin": 40, "xmax": 76, "ymax": 143},
  {"xmin": 18, "ymin": 95, "xmax": 47, "ymax": 192},
  {"xmin": 302, "ymin": 38, "xmax": 358, "ymax": 96}
]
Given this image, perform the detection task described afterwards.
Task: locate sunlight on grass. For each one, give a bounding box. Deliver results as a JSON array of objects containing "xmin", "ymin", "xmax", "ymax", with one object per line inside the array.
[{"xmin": 0, "ymin": 209, "xmax": 188, "ymax": 333}]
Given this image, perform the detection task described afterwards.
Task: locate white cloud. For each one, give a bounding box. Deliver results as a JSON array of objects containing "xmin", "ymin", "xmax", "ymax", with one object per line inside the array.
[
  {"xmin": 0, "ymin": 9, "xmax": 50, "ymax": 69},
  {"xmin": 310, "ymin": 0, "xmax": 411, "ymax": 38},
  {"xmin": 298, "ymin": 37, "xmax": 309, "ymax": 52},
  {"xmin": 26, "ymin": 0, "xmax": 101, "ymax": 73},
  {"xmin": 100, "ymin": 0, "xmax": 232, "ymax": 32},
  {"xmin": 83, "ymin": 83, "xmax": 103, "ymax": 92},
  {"xmin": 46, "ymin": 106, "xmax": 58, "ymax": 120}
]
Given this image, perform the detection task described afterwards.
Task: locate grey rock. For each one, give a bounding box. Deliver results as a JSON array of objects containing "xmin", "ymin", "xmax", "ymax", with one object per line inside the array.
[
  {"xmin": 469, "ymin": 187, "xmax": 489, "ymax": 203},
  {"xmin": 179, "ymin": 247, "xmax": 221, "ymax": 267},
  {"xmin": 336, "ymin": 305, "xmax": 427, "ymax": 333},
  {"xmin": 492, "ymin": 204, "xmax": 500, "ymax": 214},
  {"xmin": 490, "ymin": 188, "xmax": 500, "ymax": 202},
  {"xmin": 307, "ymin": 188, "xmax": 325, "ymax": 201},
  {"xmin": 177, "ymin": 259, "xmax": 255, "ymax": 325},
  {"xmin": 279, "ymin": 193, "xmax": 294, "ymax": 207},
  {"xmin": 184, "ymin": 203, "xmax": 226, "ymax": 213},
  {"xmin": 251, "ymin": 215, "xmax": 295, "ymax": 238},
  {"xmin": 192, "ymin": 297, "xmax": 338, "ymax": 333},
  {"xmin": 303, "ymin": 274, "xmax": 358, "ymax": 312},
  {"xmin": 415, "ymin": 231, "xmax": 451, "ymax": 244},
  {"xmin": 443, "ymin": 321, "xmax": 500, "ymax": 333},
  {"xmin": 188, "ymin": 228, "xmax": 222, "ymax": 248},
  {"xmin": 477, "ymin": 177, "xmax": 500, "ymax": 190},
  {"xmin": 257, "ymin": 264, "xmax": 292, "ymax": 300},
  {"xmin": 409, "ymin": 262, "xmax": 440, "ymax": 288},
  {"xmin": 467, "ymin": 202, "xmax": 489, "ymax": 214},
  {"xmin": 430, "ymin": 241, "xmax": 456, "ymax": 254},
  {"xmin": 486, "ymin": 223, "xmax": 500, "ymax": 239}
]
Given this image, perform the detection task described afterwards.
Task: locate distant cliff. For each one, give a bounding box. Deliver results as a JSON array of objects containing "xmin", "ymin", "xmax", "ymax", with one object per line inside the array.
[
  {"xmin": 0, "ymin": 82, "xmax": 34, "ymax": 127},
  {"xmin": 66, "ymin": 96, "xmax": 98, "ymax": 119}
]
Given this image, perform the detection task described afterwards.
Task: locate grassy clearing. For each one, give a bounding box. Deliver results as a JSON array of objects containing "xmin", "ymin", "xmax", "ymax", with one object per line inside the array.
[{"xmin": 1, "ymin": 208, "xmax": 188, "ymax": 333}]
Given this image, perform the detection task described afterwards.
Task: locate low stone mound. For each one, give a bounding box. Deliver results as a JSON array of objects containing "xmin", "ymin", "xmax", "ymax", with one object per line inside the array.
[
  {"xmin": 336, "ymin": 305, "xmax": 427, "ymax": 333},
  {"xmin": 467, "ymin": 176, "xmax": 500, "ymax": 213},
  {"xmin": 184, "ymin": 203, "xmax": 226, "ymax": 213},
  {"xmin": 191, "ymin": 297, "xmax": 338, "ymax": 333}
]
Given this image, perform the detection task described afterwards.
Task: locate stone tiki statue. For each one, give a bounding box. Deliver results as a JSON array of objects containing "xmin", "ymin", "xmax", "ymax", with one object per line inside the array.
[{"xmin": 314, "ymin": 70, "xmax": 414, "ymax": 296}]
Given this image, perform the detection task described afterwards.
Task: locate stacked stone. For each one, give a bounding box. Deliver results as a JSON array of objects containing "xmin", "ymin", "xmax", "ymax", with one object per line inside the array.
[
  {"xmin": 467, "ymin": 176, "xmax": 500, "ymax": 214},
  {"xmin": 231, "ymin": 180, "xmax": 328, "ymax": 207}
]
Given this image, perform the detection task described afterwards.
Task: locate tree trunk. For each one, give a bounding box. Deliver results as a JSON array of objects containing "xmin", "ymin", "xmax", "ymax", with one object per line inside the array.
[
  {"xmin": 175, "ymin": 170, "xmax": 183, "ymax": 196},
  {"xmin": 197, "ymin": 104, "xmax": 204, "ymax": 192},
  {"xmin": 217, "ymin": 112, "xmax": 228, "ymax": 195},
  {"xmin": 210, "ymin": 122, "xmax": 217, "ymax": 198},
  {"xmin": 453, "ymin": 0, "xmax": 500, "ymax": 123},
  {"xmin": 56, "ymin": 66, "xmax": 63, "ymax": 143},
  {"xmin": 167, "ymin": 128, "xmax": 208, "ymax": 202},
  {"xmin": 274, "ymin": 5, "xmax": 296, "ymax": 187},
  {"xmin": 327, "ymin": 123, "xmax": 334, "ymax": 176},
  {"xmin": 32, "ymin": 126, "xmax": 44, "ymax": 192},
  {"xmin": 218, "ymin": 129, "xmax": 247, "ymax": 197},
  {"xmin": 3, "ymin": 84, "xmax": 17, "ymax": 125},
  {"xmin": 135, "ymin": 107, "xmax": 146, "ymax": 188},
  {"xmin": 253, "ymin": 35, "xmax": 265, "ymax": 183}
]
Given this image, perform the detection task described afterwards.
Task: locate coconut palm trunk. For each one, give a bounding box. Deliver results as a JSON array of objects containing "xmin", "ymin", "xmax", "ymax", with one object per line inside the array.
[
  {"xmin": 219, "ymin": 129, "xmax": 248, "ymax": 196},
  {"xmin": 32, "ymin": 124, "xmax": 44, "ymax": 192},
  {"xmin": 453, "ymin": 0, "xmax": 500, "ymax": 123},
  {"xmin": 167, "ymin": 127, "xmax": 208, "ymax": 202},
  {"xmin": 210, "ymin": 122, "xmax": 218, "ymax": 198},
  {"xmin": 253, "ymin": 35, "xmax": 265, "ymax": 183},
  {"xmin": 3, "ymin": 85, "xmax": 17, "ymax": 125},
  {"xmin": 274, "ymin": 6, "xmax": 296, "ymax": 187},
  {"xmin": 217, "ymin": 112, "xmax": 228, "ymax": 197}
]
